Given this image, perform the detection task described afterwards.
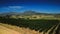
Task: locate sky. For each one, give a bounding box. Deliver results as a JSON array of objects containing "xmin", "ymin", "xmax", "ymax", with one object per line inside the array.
[{"xmin": 0, "ymin": 0, "xmax": 60, "ymax": 13}]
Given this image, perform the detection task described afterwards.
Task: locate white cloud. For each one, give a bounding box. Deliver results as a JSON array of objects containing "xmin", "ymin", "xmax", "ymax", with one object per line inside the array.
[
  {"xmin": 2, "ymin": 6, "xmax": 23, "ymax": 10},
  {"xmin": 8, "ymin": 6, "xmax": 23, "ymax": 9},
  {"xmin": 1, "ymin": 6, "xmax": 23, "ymax": 12}
]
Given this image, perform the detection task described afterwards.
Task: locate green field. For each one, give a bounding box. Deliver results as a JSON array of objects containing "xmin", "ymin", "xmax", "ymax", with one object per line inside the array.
[{"xmin": 0, "ymin": 17, "xmax": 60, "ymax": 34}]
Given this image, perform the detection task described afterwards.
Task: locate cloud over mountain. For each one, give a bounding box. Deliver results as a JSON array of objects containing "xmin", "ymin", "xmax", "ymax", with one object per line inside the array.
[{"xmin": 0, "ymin": 6, "xmax": 23, "ymax": 13}]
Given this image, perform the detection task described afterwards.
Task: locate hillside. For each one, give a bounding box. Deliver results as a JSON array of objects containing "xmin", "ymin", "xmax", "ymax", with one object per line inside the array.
[
  {"xmin": 0, "ymin": 16, "xmax": 60, "ymax": 34},
  {"xmin": 0, "ymin": 11, "xmax": 60, "ymax": 16},
  {"xmin": 0, "ymin": 11, "xmax": 60, "ymax": 34},
  {"xmin": 0, "ymin": 23, "xmax": 40, "ymax": 34},
  {"xmin": 0, "ymin": 24, "xmax": 20, "ymax": 34},
  {"xmin": 0, "ymin": 22, "xmax": 60, "ymax": 34},
  {"xmin": 0, "ymin": 11, "xmax": 60, "ymax": 20}
]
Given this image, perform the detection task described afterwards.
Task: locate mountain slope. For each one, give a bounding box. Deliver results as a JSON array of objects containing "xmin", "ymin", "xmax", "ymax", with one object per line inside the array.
[{"xmin": 0, "ymin": 11, "xmax": 60, "ymax": 16}]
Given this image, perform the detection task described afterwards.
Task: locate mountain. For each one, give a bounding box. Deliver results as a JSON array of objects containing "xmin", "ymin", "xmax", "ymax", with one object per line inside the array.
[
  {"xmin": 21, "ymin": 10, "xmax": 60, "ymax": 15},
  {"xmin": 21, "ymin": 10, "xmax": 38, "ymax": 15},
  {"xmin": 0, "ymin": 10, "xmax": 60, "ymax": 16},
  {"xmin": 0, "ymin": 12, "xmax": 19, "ymax": 16}
]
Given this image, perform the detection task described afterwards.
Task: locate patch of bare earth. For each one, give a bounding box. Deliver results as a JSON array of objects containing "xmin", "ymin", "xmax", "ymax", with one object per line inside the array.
[{"xmin": 0, "ymin": 23, "xmax": 40, "ymax": 34}]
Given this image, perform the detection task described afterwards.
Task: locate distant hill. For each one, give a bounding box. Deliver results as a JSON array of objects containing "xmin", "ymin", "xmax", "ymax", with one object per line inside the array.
[{"xmin": 0, "ymin": 10, "xmax": 60, "ymax": 16}]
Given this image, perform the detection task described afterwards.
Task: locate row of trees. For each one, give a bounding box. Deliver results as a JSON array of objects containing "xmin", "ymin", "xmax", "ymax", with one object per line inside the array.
[{"xmin": 0, "ymin": 16, "xmax": 59, "ymax": 32}]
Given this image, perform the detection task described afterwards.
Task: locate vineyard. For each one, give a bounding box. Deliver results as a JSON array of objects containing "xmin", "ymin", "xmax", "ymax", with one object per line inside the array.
[{"xmin": 0, "ymin": 17, "xmax": 60, "ymax": 34}]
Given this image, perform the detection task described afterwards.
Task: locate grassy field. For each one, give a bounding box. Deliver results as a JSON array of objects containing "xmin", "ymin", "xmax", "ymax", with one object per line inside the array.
[{"xmin": 10, "ymin": 15, "xmax": 60, "ymax": 20}]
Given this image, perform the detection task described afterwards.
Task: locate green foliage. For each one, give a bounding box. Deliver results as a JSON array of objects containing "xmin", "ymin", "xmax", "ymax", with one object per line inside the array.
[{"xmin": 0, "ymin": 17, "xmax": 59, "ymax": 32}]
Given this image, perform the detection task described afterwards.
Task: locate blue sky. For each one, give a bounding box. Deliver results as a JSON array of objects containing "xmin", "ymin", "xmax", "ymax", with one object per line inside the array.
[{"xmin": 0, "ymin": 0, "xmax": 60, "ymax": 13}]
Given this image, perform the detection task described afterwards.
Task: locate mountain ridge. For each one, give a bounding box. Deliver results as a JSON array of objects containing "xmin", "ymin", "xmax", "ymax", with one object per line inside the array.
[{"xmin": 0, "ymin": 11, "xmax": 60, "ymax": 16}]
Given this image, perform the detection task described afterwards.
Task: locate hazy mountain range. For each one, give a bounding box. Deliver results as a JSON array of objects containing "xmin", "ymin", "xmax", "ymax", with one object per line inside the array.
[{"xmin": 0, "ymin": 11, "xmax": 60, "ymax": 16}]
